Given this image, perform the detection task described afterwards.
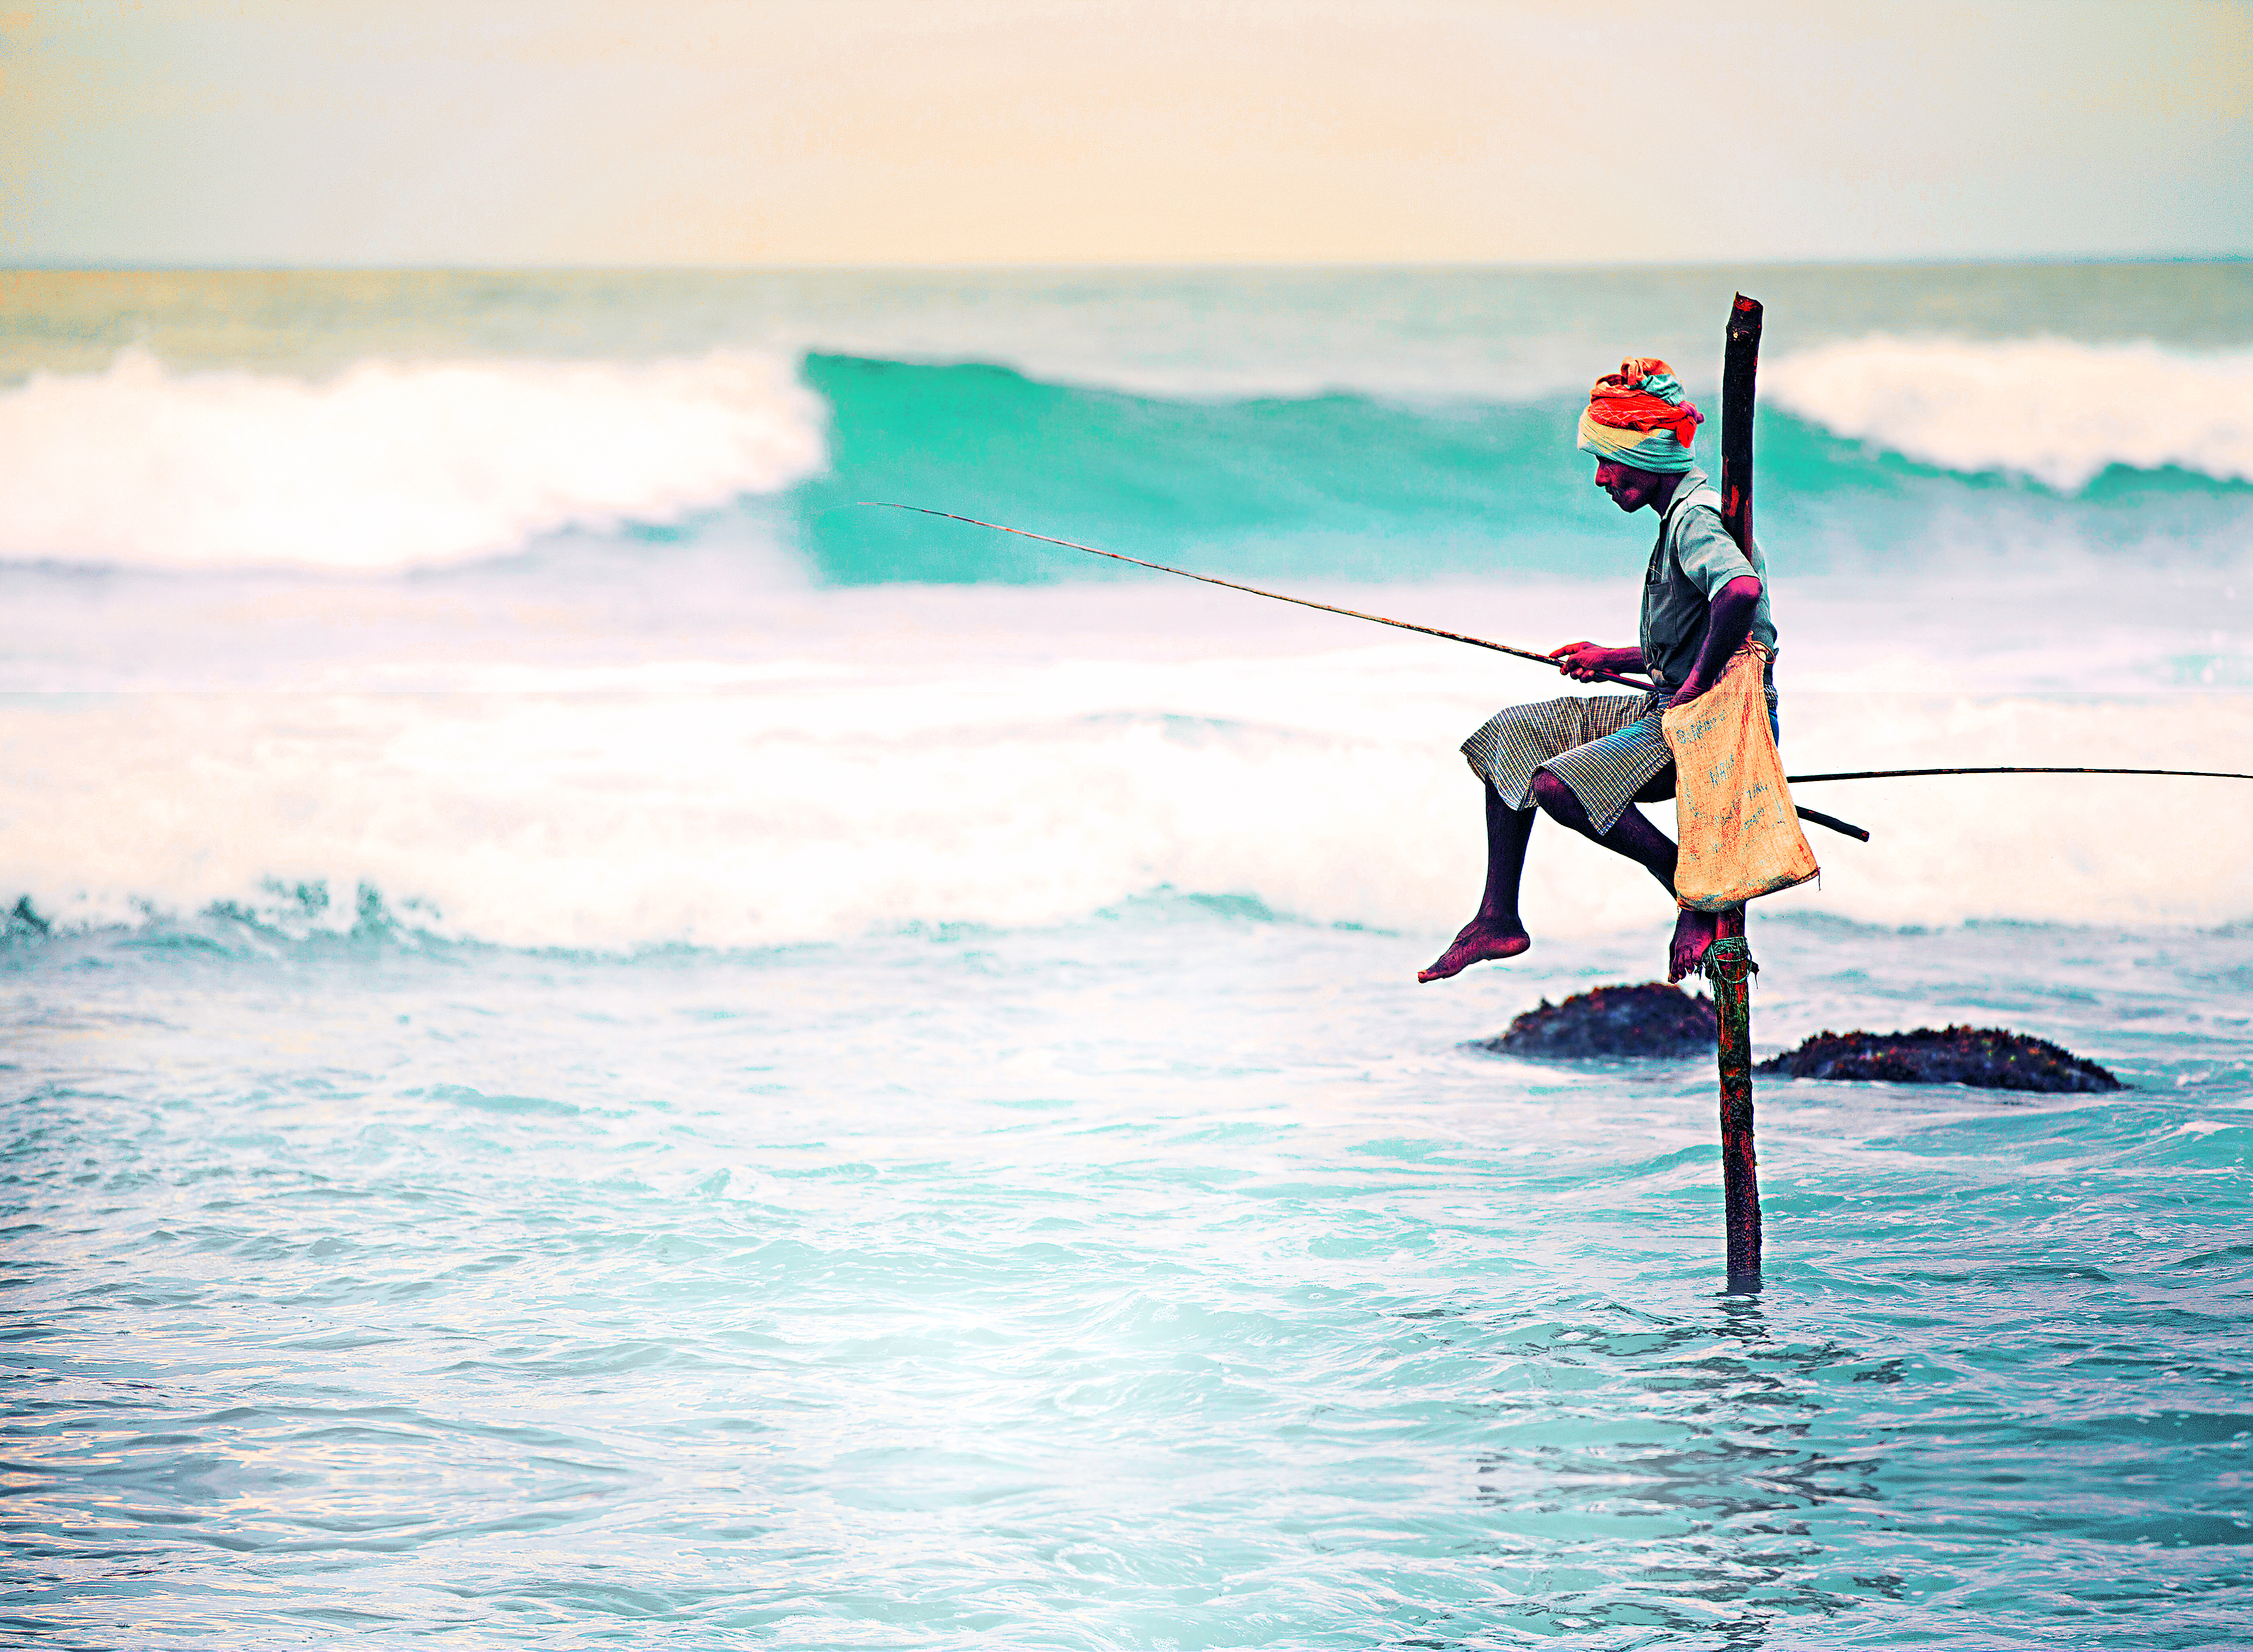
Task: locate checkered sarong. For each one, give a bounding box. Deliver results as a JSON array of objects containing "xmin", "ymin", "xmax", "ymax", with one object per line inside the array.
[{"xmin": 1461, "ymin": 693, "xmax": 1673, "ymax": 835}]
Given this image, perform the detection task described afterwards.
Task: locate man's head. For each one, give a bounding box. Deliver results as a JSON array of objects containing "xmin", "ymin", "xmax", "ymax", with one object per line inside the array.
[
  {"xmin": 1576, "ymin": 357, "xmax": 1702, "ymax": 481},
  {"xmin": 1592, "ymin": 459, "xmax": 1676, "ymax": 514}
]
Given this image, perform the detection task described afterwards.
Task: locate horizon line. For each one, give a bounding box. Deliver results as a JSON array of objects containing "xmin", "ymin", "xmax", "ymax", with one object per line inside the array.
[{"xmin": 4, "ymin": 253, "xmax": 2248, "ymax": 277}]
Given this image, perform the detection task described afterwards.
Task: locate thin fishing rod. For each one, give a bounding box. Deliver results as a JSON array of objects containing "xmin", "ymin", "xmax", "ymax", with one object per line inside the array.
[
  {"xmin": 855, "ymin": 502, "xmax": 1655, "ymax": 691},
  {"xmin": 1789, "ymin": 765, "xmax": 2253, "ymax": 784}
]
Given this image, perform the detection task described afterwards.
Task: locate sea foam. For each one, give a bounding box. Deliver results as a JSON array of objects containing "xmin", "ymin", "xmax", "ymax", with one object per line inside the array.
[
  {"xmin": 1767, "ymin": 336, "xmax": 2253, "ymax": 492},
  {"xmin": 9, "ymin": 585, "xmax": 2253, "ymax": 951},
  {"xmin": 0, "ymin": 349, "xmax": 827, "ymax": 569}
]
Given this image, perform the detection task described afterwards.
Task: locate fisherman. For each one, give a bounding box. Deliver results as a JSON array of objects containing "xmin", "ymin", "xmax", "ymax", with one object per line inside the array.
[{"xmin": 1419, "ymin": 357, "xmax": 1775, "ymax": 986}]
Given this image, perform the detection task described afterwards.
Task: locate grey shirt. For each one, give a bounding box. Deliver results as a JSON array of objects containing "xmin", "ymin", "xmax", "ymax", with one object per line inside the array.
[{"xmin": 1637, "ymin": 466, "xmax": 1777, "ymax": 690}]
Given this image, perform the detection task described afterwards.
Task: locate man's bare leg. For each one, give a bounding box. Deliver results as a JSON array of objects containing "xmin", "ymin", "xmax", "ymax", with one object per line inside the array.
[
  {"xmin": 1527, "ymin": 769, "xmax": 1738, "ymax": 982},
  {"xmin": 1418, "ymin": 785, "xmax": 1535, "ymax": 981}
]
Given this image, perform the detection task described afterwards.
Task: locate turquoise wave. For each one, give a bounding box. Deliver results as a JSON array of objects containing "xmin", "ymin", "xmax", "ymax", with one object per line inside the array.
[{"xmin": 785, "ymin": 354, "xmax": 2253, "ymax": 586}]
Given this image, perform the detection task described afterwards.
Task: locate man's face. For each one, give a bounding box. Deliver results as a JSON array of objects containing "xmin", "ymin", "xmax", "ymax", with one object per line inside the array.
[{"xmin": 1594, "ymin": 459, "xmax": 1668, "ymax": 513}]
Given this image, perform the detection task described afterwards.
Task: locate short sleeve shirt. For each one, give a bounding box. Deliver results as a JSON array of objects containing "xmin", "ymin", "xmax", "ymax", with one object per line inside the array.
[{"xmin": 1638, "ymin": 466, "xmax": 1777, "ymax": 689}]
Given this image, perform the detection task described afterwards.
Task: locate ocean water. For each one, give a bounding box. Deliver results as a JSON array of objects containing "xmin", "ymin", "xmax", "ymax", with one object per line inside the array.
[{"xmin": 6, "ymin": 263, "xmax": 2253, "ymax": 1647}]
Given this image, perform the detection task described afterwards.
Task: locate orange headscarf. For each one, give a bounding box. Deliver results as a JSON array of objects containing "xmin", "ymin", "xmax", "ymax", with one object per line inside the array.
[{"xmin": 1582, "ymin": 358, "xmax": 1703, "ymax": 451}]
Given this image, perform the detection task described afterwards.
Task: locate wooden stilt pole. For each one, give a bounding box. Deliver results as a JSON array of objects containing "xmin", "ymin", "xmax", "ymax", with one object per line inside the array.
[
  {"xmin": 1706, "ymin": 935, "xmax": 1762, "ymax": 1289},
  {"xmin": 1713, "ymin": 292, "xmax": 1765, "ymax": 1292}
]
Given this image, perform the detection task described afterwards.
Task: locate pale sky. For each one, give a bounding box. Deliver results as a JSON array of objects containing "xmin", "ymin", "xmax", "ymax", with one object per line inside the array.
[{"xmin": 4, "ymin": 0, "xmax": 2248, "ymax": 265}]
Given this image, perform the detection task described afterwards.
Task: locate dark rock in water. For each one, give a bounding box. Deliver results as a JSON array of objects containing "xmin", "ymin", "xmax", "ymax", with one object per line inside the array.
[
  {"xmin": 1479, "ymin": 981, "xmax": 1715, "ymax": 1060},
  {"xmin": 1755, "ymin": 1026, "xmax": 2122, "ymax": 1093}
]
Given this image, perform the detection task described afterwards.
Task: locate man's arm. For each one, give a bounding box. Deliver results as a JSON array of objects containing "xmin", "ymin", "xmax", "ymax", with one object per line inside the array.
[
  {"xmin": 1547, "ymin": 641, "xmax": 1646, "ymax": 682},
  {"xmin": 1669, "ymin": 576, "xmax": 1762, "ymax": 703}
]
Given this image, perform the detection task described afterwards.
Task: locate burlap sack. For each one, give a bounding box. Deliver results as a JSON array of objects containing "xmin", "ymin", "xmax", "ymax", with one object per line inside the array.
[{"xmin": 1662, "ymin": 642, "xmax": 1818, "ymax": 912}]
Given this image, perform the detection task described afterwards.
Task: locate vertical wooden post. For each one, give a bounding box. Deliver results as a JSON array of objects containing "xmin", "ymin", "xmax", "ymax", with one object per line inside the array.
[
  {"xmin": 1720, "ymin": 293, "xmax": 1762, "ymax": 552},
  {"xmin": 1706, "ymin": 935, "xmax": 1762, "ymax": 1289},
  {"xmin": 1715, "ymin": 291, "xmax": 1765, "ymax": 1292}
]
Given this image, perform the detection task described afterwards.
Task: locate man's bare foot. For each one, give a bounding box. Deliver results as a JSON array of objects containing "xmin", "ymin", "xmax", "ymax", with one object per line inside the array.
[
  {"xmin": 1668, "ymin": 905, "xmax": 1744, "ymax": 983},
  {"xmin": 1669, "ymin": 907, "xmax": 1720, "ymax": 982},
  {"xmin": 1418, "ymin": 918, "xmax": 1531, "ymax": 982}
]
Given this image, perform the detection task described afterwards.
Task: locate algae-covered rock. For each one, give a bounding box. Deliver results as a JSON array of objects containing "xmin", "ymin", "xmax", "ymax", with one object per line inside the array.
[
  {"xmin": 1478, "ymin": 981, "xmax": 1715, "ymax": 1060},
  {"xmin": 1755, "ymin": 1026, "xmax": 2122, "ymax": 1093}
]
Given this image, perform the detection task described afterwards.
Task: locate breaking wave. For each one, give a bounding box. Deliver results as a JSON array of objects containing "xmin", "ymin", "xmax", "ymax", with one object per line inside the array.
[
  {"xmin": 4, "ymin": 336, "xmax": 2249, "ymax": 581},
  {"xmin": 1766, "ymin": 335, "xmax": 2253, "ymax": 493},
  {"xmin": 0, "ymin": 349, "xmax": 827, "ymax": 569},
  {"xmin": 790, "ymin": 350, "xmax": 2253, "ymax": 587}
]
